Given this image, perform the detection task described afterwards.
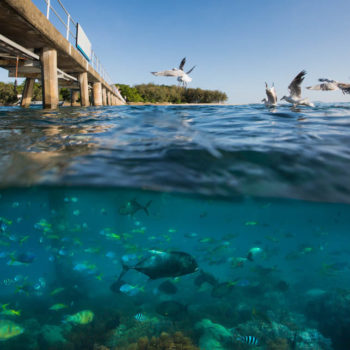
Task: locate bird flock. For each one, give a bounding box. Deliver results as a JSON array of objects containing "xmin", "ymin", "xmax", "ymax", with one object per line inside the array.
[
  {"xmin": 151, "ymin": 58, "xmax": 350, "ymax": 107},
  {"xmin": 264, "ymin": 70, "xmax": 350, "ymax": 108}
]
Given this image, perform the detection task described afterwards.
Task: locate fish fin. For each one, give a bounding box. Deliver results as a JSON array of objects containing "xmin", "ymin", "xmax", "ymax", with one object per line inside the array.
[
  {"xmin": 143, "ymin": 200, "xmax": 152, "ymax": 216},
  {"xmin": 116, "ymin": 261, "xmax": 131, "ymax": 284},
  {"xmin": 2, "ymin": 303, "xmax": 9, "ymax": 310}
]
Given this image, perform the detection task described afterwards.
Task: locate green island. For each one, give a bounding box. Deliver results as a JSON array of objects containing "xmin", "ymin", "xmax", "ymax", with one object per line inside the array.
[{"xmin": 0, "ymin": 81, "xmax": 227, "ymax": 105}]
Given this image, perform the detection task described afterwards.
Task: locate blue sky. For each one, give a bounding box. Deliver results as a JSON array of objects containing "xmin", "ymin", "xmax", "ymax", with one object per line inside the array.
[{"xmin": 1, "ymin": 0, "xmax": 350, "ymax": 104}]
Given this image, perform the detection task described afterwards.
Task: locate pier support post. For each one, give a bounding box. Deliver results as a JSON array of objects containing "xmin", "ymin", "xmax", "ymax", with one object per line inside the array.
[
  {"xmin": 20, "ymin": 78, "xmax": 35, "ymax": 108},
  {"xmin": 41, "ymin": 48, "xmax": 59, "ymax": 109},
  {"xmin": 78, "ymin": 72, "xmax": 89, "ymax": 106},
  {"xmin": 102, "ymin": 88, "xmax": 107, "ymax": 106},
  {"xmin": 107, "ymin": 91, "xmax": 111, "ymax": 105},
  {"xmin": 93, "ymin": 82, "xmax": 102, "ymax": 106},
  {"xmin": 71, "ymin": 90, "xmax": 80, "ymax": 106}
]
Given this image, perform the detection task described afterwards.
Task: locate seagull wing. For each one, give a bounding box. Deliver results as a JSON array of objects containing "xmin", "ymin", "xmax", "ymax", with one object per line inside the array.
[
  {"xmin": 288, "ymin": 70, "xmax": 306, "ymax": 98},
  {"xmin": 337, "ymin": 83, "xmax": 350, "ymax": 95},
  {"xmin": 266, "ymin": 86, "xmax": 277, "ymax": 104},
  {"xmin": 151, "ymin": 69, "xmax": 184, "ymax": 77},
  {"xmin": 307, "ymin": 83, "xmax": 339, "ymax": 91},
  {"xmin": 319, "ymin": 78, "xmax": 338, "ymax": 83},
  {"xmin": 186, "ymin": 65, "xmax": 196, "ymax": 75},
  {"xmin": 179, "ymin": 57, "xmax": 186, "ymax": 71},
  {"xmin": 317, "ymin": 78, "xmax": 350, "ymax": 94}
]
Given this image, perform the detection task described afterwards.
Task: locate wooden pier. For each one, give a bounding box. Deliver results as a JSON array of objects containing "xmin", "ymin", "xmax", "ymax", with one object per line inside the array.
[{"xmin": 0, "ymin": 0, "xmax": 125, "ymax": 108}]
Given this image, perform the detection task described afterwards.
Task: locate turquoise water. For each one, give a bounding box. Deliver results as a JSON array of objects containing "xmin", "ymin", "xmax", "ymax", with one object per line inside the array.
[{"xmin": 0, "ymin": 105, "xmax": 350, "ymax": 349}]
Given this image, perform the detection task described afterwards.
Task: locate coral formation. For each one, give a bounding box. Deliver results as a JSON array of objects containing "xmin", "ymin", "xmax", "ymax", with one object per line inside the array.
[
  {"xmin": 106, "ymin": 316, "xmax": 173, "ymax": 348},
  {"xmin": 120, "ymin": 331, "xmax": 199, "ymax": 350},
  {"xmin": 195, "ymin": 319, "xmax": 233, "ymax": 350},
  {"xmin": 40, "ymin": 324, "xmax": 68, "ymax": 345},
  {"xmin": 266, "ymin": 337, "xmax": 290, "ymax": 350},
  {"xmin": 232, "ymin": 319, "xmax": 332, "ymax": 350},
  {"xmin": 305, "ymin": 290, "xmax": 350, "ymax": 349}
]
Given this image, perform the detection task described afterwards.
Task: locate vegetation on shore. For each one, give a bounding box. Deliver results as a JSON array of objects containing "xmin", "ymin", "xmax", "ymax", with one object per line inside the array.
[
  {"xmin": 0, "ymin": 81, "xmax": 228, "ymax": 105},
  {"xmin": 116, "ymin": 83, "xmax": 228, "ymax": 104},
  {"xmin": 0, "ymin": 81, "xmax": 70, "ymax": 105}
]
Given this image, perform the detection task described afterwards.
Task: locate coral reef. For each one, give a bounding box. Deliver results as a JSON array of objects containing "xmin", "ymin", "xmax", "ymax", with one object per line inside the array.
[
  {"xmin": 305, "ymin": 290, "xmax": 350, "ymax": 349},
  {"xmin": 232, "ymin": 319, "xmax": 332, "ymax": 350},
  {"xmin": 120, "ymin": 331, "xmax": 199, "ymax": 350},
  {"xmin": 195, "ymin": 319, "xmax": 233, "ymax": 350},
  {"xmin": 266, "ymin": 337, "xmax": 290, "ymax": 350},
  {"xmin": 40, "ymin": 324, "xmax": 68, "ymax": 345},
  {"xmin": 106, "ymin": 316, "xmax": 173, "ymax": 348}
]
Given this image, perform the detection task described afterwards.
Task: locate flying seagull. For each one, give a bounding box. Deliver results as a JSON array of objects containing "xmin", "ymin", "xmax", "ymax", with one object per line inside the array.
[
  {"xmin": 262, "ymin": 82, "xmax": 277, "ymax": 107},
  {"xmin": 151, "ymin": 57, "xmax": 196, "ymax": 87},
  {"xmin": 281, "ymin": 70, "xmax": 314, "ymax": 107},
  {"xmin": 307, "ymin": 78, "xmax": 350, "ymax": 95}
]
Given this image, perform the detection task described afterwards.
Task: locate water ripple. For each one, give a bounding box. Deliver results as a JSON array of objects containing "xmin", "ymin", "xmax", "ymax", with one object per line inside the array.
[{"xmin": 0, "ymin": 103, "xmax": 350, "ymax": 202}]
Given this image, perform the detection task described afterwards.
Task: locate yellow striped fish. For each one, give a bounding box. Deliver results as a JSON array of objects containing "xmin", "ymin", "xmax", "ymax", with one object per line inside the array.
[
  {"xmin": 0, "ymin": 320, "xmax": 24, "ymax": 341},
  {"xmin": 65, "ymin": 310, "xmax": 94, "ymax": 325}
]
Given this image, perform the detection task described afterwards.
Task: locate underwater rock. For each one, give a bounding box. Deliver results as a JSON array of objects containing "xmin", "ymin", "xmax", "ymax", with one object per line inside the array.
[
  {"xmin": 106, "ymin": 315, "xmax": 173, "ymax": 348},
  {"xmin": 119, "ymin": 331, "xmax": 199, "ymax": 350},
  {"xmin": 305, "ymin": 290, "xmax": 350, "ymax": 349},
  {"xmin": 195, "ymin": 318, "xmax": 233, "ymax": 350},
  {"xmin": 40, "ymin": 324, "xmax": 68, "ymax": 345},
  {"xmin": 266, "ymin": 337, "xmax": 290, "ymax": 350},
  {"xmin": 93, "ymin": 345, "xmax": 110, "ymax": 350},
  {"xmin": 231, "ymin": 319, "xmax": 332, "ymax": 350}
]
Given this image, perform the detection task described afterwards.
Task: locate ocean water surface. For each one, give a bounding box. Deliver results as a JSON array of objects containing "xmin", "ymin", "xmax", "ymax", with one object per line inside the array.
[{"xmin": 0, "ymin": 104, "xmax": 349, "ymax": 349}]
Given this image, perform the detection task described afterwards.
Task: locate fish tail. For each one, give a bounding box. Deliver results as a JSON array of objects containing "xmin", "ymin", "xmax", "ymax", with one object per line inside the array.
[
  {"xmin": 62, "ymin": 315, "xmax": 71, "ymax": 324},
  {"xmin": 117, "ymin": 261, "xmax": 131, "ymax": 283},
  {"xmin": 143, "ymin": 200, "xmax": 152, "ymax": 216}
]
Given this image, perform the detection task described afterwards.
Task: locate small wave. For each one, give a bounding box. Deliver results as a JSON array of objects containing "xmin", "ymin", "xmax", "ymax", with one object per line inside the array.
[{"xmin": 0, "ymin": 104, "xmax": 350, "ymax": 202}]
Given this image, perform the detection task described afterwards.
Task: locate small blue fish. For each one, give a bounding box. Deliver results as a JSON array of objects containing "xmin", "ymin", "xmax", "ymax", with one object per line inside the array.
[
  {"xmin": 105, "ymin": 251, "xmax": 116, "ymax": 259},
  {"xmin": 121, "ymin": 254, "xmax": 138, "ymax": 264},
  {"xmin": 237, "ymin": 336, "xmax": 259, "ymax": 345},
  {"xmin": 134, "ymin": 312, "xmax": 147, "ymax": 322},
  {"xmin": 119, "ymin": 284, "xmax": 143, "ymax": 296}
]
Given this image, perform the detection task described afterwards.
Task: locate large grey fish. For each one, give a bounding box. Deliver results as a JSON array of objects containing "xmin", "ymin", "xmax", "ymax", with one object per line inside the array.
[{"xmin": 116, "ymin": 250, "xmax": 199, "ymax": 281}]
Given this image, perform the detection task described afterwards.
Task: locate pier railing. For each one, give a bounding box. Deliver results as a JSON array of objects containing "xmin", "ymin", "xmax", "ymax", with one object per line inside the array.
[{"xmin": 34, "ymin": 0, "xmax": 118, "ymax": 93}]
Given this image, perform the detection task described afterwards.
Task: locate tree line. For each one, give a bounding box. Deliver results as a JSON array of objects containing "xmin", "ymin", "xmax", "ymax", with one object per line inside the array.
[
  {"xmin": 117, "ymin": 83, "xmax": 228, "ymax": 104},
  {"xmin": 0, "ymin": 81, "xmax": 70, "ymax": 105},
  {"xmin": 0, "ymin": 81, "xmax": 228, "ymax": 105}
]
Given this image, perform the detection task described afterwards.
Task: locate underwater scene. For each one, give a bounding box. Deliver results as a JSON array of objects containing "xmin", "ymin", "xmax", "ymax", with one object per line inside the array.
[
  {"xmin": 0, "ymin": 187, "xmax": 349, "ymax": 350},
  {"xmin": 0, "ymin": 104, "xmax": 350, "ymax": 349}
]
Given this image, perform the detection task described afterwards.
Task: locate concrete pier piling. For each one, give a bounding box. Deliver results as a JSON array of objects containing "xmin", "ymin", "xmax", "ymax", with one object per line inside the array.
[
  {"xmin": 41, "ymin": 48, "xmax": 59, "ymax": 109},
  {"xmin": 71, "ymin": 90, "xmax": 80, "ymax": 107},
  {"xmin": 21, "ymin": 78, "xmax": 35, "ymax": 108},
  {"xmin": 0, "ymin": 0, "xmax": 125, "ymax": 109},
  {"xmin": 79, "ymin": 72, "xmax": 89, "ymax": 107},
  {"xmin": 102, "ymin": 88, "xmax": 107, "ymax": 106},
  {"xmin": 93, "ymin": 82, "xmax": 102, "ymax": 106}
]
